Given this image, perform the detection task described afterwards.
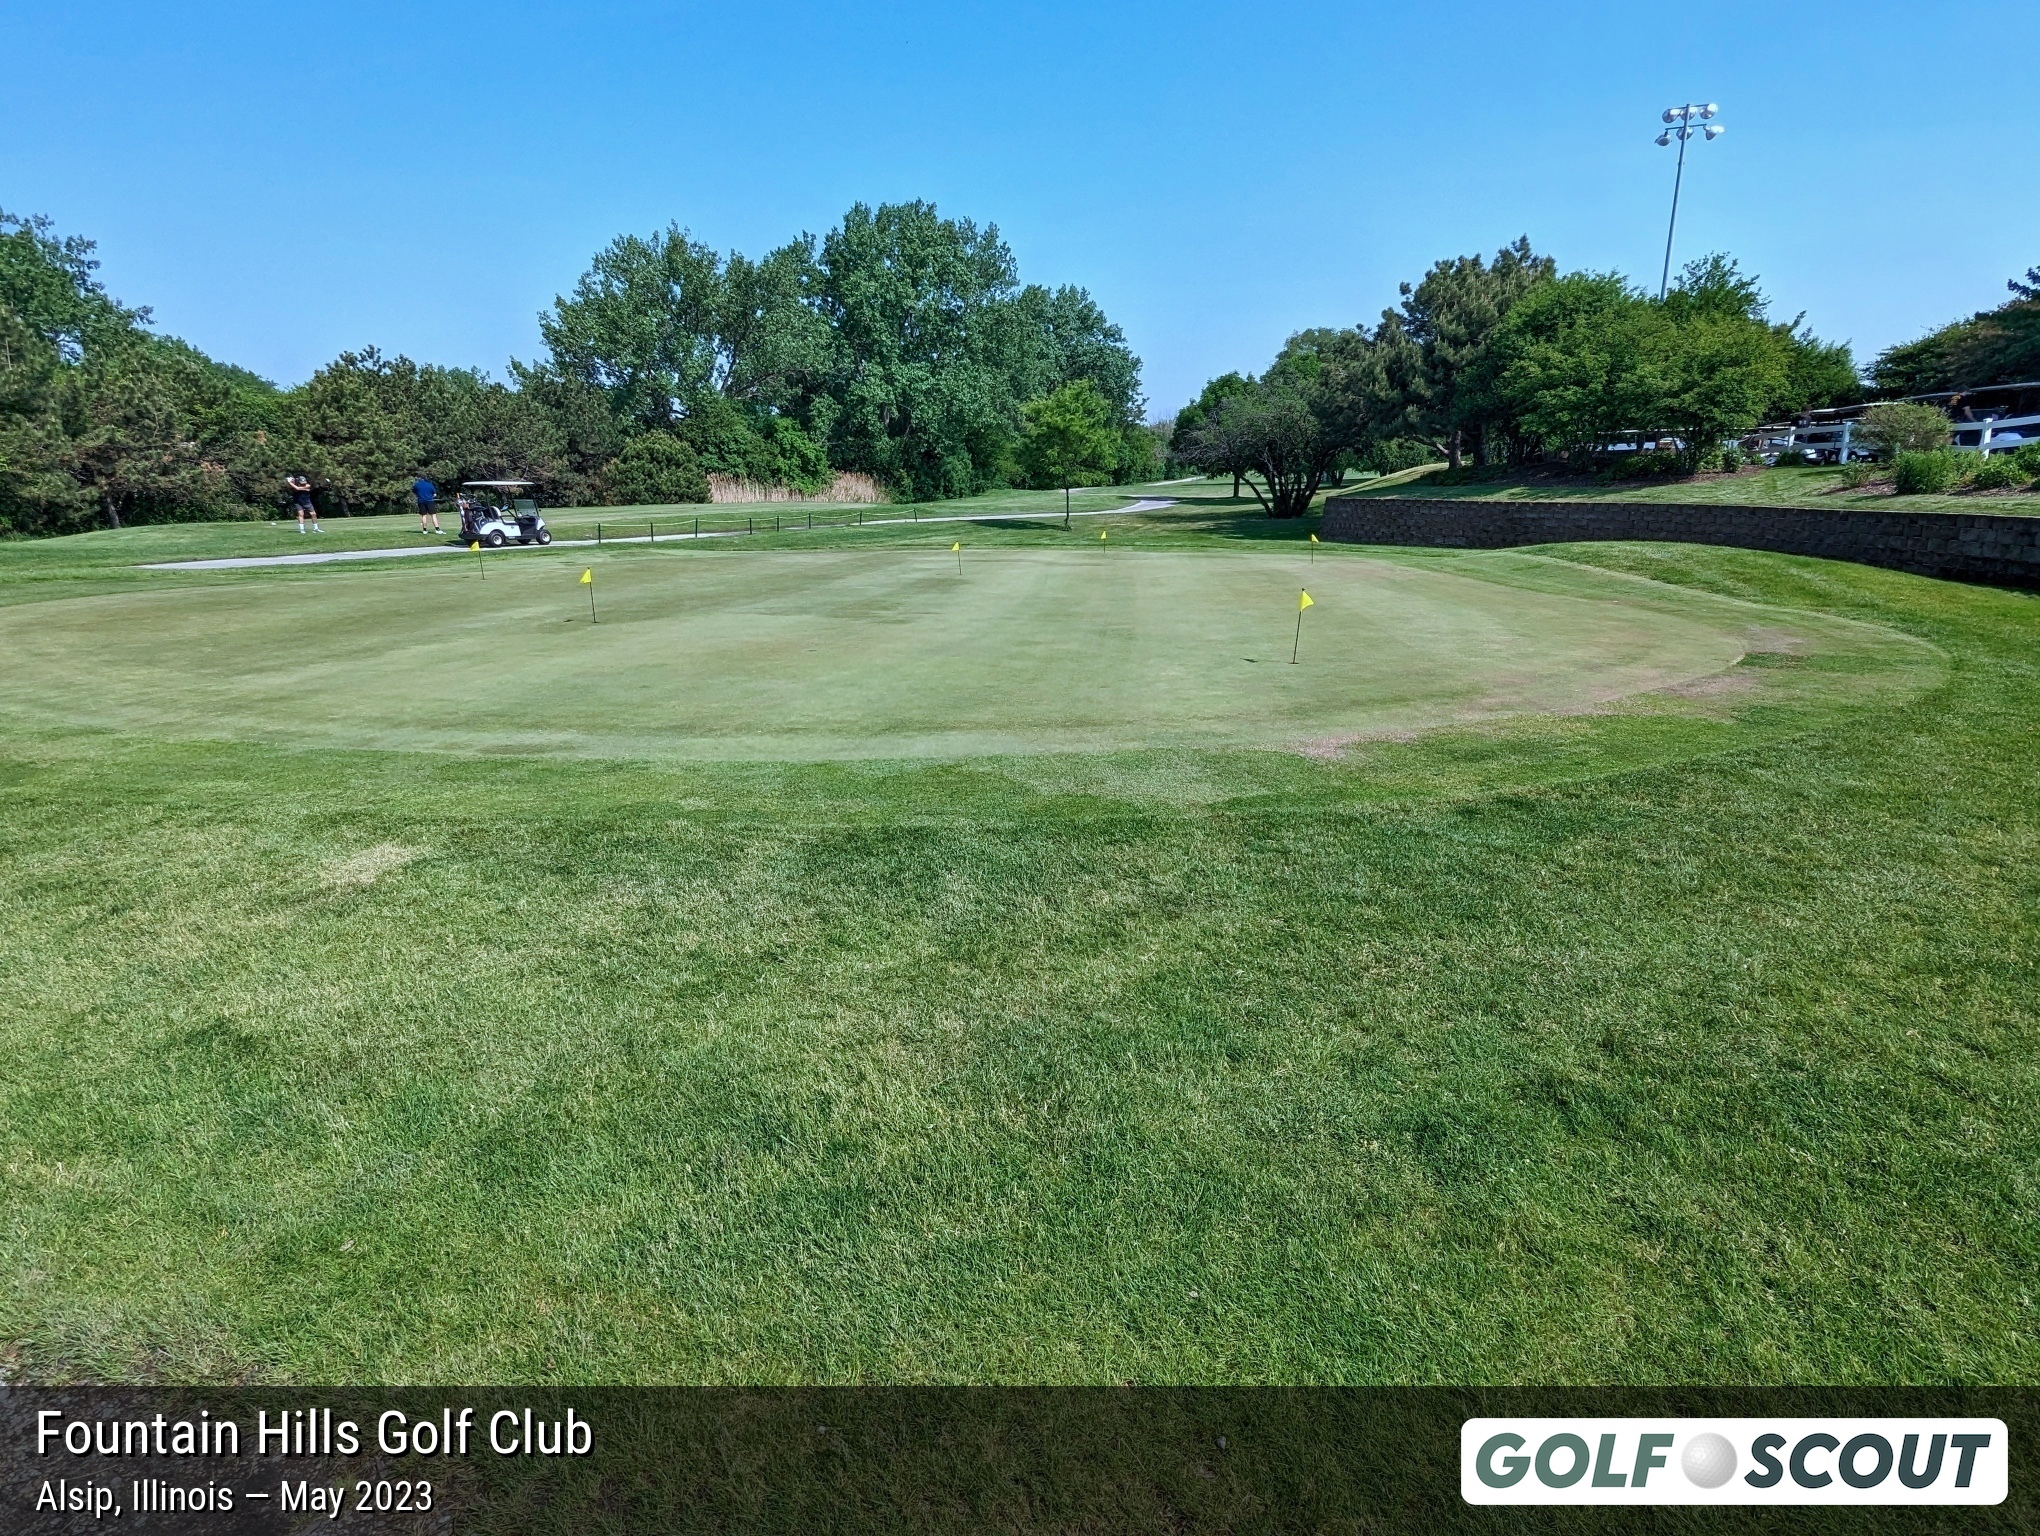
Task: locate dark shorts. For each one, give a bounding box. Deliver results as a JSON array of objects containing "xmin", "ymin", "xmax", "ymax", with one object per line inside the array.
[
  {"xmin": 292, "ymin": 495, "xmax": 314, "ymax": 512},
  {"xmin": 418, "ymin": 503, "xmax": 437, "ymax": 516}
]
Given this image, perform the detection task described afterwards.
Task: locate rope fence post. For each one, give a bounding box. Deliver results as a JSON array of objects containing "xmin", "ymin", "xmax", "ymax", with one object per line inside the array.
[
  {"xmin": 596, "ymin": 521, "xmax": 602, "ymax": 545},
  {"xmin": 694, "ymin": 517, "xmax": 699, "ymax": 538},
  {"xmin": 649, "ymin": 521, "xmax": 655, "ymax": 544}
]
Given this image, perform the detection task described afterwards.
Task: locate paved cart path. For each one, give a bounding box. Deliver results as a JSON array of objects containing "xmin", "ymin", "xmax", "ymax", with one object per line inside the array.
[{"xmin": 139, "ymin": 500, "xmax": 1180, "ymax": 571}]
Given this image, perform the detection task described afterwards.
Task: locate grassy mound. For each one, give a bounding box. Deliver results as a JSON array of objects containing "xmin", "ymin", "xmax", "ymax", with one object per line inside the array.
[{"xmin": 1340, "ymin": 462, "xmax": 2040, "ymax": 516}]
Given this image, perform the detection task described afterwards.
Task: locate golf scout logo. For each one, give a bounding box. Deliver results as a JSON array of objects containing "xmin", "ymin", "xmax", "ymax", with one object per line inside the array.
[{"xmin": 1461, "ymin": 1418, "xmax": 2007, "ymax": 1505}]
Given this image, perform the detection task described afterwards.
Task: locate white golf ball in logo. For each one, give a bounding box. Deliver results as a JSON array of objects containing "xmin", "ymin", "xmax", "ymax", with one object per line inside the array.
[{"xmin": 1681, "ymin": 1432, "xmax": 1736, "ymax": 1489}]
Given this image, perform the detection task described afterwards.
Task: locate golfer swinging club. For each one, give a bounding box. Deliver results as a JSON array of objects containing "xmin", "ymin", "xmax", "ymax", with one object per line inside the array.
[{"xmin": 287, "ymin": 472, "xmax": 320, "ymax": 533}]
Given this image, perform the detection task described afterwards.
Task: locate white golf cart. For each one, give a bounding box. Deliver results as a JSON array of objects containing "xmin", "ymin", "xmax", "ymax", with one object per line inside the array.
[{"xmin": 458, "ymin": 480, "xmax": 552, "ymax": 547}]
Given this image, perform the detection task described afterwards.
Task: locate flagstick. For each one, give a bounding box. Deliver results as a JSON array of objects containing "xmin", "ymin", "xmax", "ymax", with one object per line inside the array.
[
  {"xmin": 1292, "ymin": 606, "xmax": 1304, "ymax": 664},
  {"xmin": 474, "ymin": 543, "xmax": 485, "ymax": 579},
  {"xmin": 588, "ymin": 581, "xmax": 597, "ymax": 624}
]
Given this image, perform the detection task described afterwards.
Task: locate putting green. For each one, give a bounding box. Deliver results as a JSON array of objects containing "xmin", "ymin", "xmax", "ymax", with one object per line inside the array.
[{"xmin": 0, "ymin": 548, "xmax": 1900, "ymax": 759}]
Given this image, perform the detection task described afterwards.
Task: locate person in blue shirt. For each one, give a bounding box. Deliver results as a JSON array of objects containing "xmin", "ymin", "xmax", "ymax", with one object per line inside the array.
[{"xmin": 414, "ymin": 476, "xmax": 442, "ymax": 534}]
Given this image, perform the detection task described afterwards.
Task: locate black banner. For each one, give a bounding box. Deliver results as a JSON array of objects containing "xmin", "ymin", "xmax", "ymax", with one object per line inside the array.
[{"xmin": 5, "ymin": 1387, "xmax": 2032, "ymax": 1533}]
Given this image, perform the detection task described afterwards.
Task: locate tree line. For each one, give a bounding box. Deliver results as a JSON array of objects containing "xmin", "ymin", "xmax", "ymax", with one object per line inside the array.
[
  {"xmin": 1170, "ymin": 238, "xmax": 1864, "ymax": 516},
  {"xmin": 0, "ymin": 202, "xmax": 1157, "ymax": 535},
  {"xmin": 1869, "ymin": 264, "xmax": 2040, "ymax": 396}
]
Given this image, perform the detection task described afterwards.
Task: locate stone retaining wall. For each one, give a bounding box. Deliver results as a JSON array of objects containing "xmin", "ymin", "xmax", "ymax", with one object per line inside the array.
[{"xmin": 1317, "ymin": 496, "xmax": 2040, "ymax": 588}]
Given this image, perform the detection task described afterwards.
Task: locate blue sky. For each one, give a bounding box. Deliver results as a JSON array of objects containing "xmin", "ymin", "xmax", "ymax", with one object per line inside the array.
[{"xmin": 4, "ymin": 1, "xmax": 2032, "ymax": 414}]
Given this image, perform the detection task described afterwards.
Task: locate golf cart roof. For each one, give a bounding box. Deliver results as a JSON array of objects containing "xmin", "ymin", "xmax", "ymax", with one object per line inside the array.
[{"xmin": 462, "ymin": 480, "xmax": 533, "ymax": 488}]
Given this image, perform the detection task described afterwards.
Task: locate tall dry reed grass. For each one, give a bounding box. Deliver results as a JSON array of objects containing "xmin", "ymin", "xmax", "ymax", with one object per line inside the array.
[{"xmin": 708, "ymin": 472, "xmax": 888, "ymax": 505}]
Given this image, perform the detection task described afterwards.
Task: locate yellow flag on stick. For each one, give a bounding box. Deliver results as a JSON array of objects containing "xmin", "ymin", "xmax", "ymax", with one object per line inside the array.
[
  {"xmin": 1309, "ymin": 533, "xmax": 1319, "ymax": 543},
  {"xmin": 950, "ymin": 542, "xmax": 960, "ymax": 552},
  {"xmin": 580, "ymin": 569, "xmax": 593, "ymax": 584},
  {"xmin": 1298, "ymin": 589, "xmax": 1314, "ymax": 611},
  {"xmin": 1100, "ymin": 528, "xmax": 1108, "ymax": 542},
  {"xmin": 581, "ymin": 567, "xmax": 597, "ymax": 622},
  {"xmin": 470, "ymin": 540, "xmax": 485, "ymax": 579},
  {"xmin": 1292, "ymin": 589, "xmax": 1312, "ymax": 664},
  {"xmin": 1308, "ymin": 530, "xmax": 1319, "ymax": 563},
  {"xmin": 469, "ymin": 541, "xmax": 480, "ymax": 551},
  {"xmin": 951, "ymin": 540, "xmax": 962, "ymax": 574}
]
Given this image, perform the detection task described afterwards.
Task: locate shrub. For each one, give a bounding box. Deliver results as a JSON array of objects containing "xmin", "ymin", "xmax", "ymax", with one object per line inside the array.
[
  {"xmin": 1860, "ymin": 401, "xmax": 1952, "ymax": 458},
  {"xmin": 2014, "ymin": 443, "xmax": 2040, "ymax": 480},
  {"xmin": 1360, "ymin": 438, "xmax": 1437, "ymax": 475},
  {"xmin": 1611, "ymin": 448, "xmax": 1686, "ymax": 478},
  {"xmin": 1717, "ymin": 444, "xmax": 1744, "ymax": 471},
  {"xmin": 1837, "ymin": 459, "xmax": 1882, "ymax": 489},
  {"xmin": 605, "ymin": 432, "xmax": 710, "ymax": 505},
  {"xmin": 1771, "ymin": 448, "xmax": 1812, "ymax": 468},
  {"xmin": 1114, "ymin": 422, "xmax": 1161, "ymax": 484},
  {"xmin": 1968, "ymin": 453, "xmax": 2028, "ymax": 491},
  {"xmin": 1428, "ymin": 464, "xmax": 1511, "ymax": 486},
  {"xmin": 676, "ymin": 396, "xmax": 775, "ymax": 483},
  {"xmin": 763, "ymin": 417, "xmax": 831, "ymax": 494},
  {"xmin": 1892, "ymin": 449, "xmax": 1959, "ymax": 495}
]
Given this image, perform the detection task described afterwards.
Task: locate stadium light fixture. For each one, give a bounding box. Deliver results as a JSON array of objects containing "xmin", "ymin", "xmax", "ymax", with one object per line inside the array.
[{"xmin": 1655, "ymin": 102, "xmax": 1725, "ymax": 299}]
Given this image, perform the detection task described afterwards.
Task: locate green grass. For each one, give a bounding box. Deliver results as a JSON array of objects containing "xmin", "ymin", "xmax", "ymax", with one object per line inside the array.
[
  {"xmin": 20, "ymin": 484, "xmax": 1169, "ymax": 573},
  {"xmin": 1, "ymin": 487, "xmax": 2035, "ymax": 1387},
  {"xmin": 1342, "ymin": 463, "xmax": 2040, "ymax": 516},
  {"xmin": 0, "ymin": 546, "xmax": 1920, "ymax": 760}
]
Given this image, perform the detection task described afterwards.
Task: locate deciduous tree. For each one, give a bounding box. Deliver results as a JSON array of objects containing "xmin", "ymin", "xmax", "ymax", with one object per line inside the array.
[
  {"xmin": 1016, "ymin": 379, "xmax": 1119, "ymax": 524},
  {"xmin": 1171, "ymin": 372, "xmax": 1256, "ymax": 494},
  {"xmin": 1872, "ymin": 262, "xmax": 2040, "ymax": 395},
  {"xmin": 1177, "ymin": 360, "xmax": 1342, "ymax": 517},
  {"xmin": 815, "ymin": 201, "xmax": 1026, "ymax": 499},
  {"xmin": 0, "ymin": 209, "xmax": 145, "ymax": 360}
]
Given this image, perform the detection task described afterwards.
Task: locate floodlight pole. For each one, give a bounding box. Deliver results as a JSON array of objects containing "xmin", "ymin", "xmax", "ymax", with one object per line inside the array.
[
  {"xmin": 1659, "ymin": 128, "xmax": 1689, "ymax": 300},
  {"xmin": 1656, "ymin": 103, "xmax": 1722, "ymax": 300}
]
